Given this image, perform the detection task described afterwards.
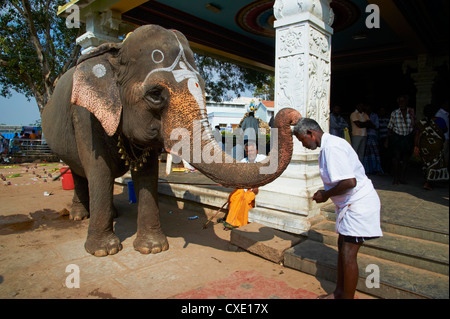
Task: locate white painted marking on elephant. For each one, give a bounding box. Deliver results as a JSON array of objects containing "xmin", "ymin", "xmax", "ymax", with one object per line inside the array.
[
  {"xmin": 142, "ymin": 33, "xmax": 207, "ymax": 120},
  {"xmin": 143, "ymin": 35, "xmax": 199, "ymax": 83},
  {"xmin": 143, "ymin": 49, "xmax": 182, "ymax": 82},
  {"xmin": 187, "ymin": 78, "xmax": 205, "ymax": 112},
  {"xmin": 92, "ymin": 64, "xmax": 106, "ymax": 78},
  {"xmin": 152, "ymin": 49, "xmax": 164, "ymax": 63}
]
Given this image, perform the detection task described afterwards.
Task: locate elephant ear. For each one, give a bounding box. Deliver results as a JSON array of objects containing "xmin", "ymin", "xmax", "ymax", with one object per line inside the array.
[{"xmin": 71, "ymin": 43, "xmax": 122, "ymax": 136}]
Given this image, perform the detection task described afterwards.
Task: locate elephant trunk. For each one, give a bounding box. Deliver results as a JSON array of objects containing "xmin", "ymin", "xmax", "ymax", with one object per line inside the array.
[{"xmin": 161, "ymin": 89, "xmax": 301, "ymax": 188}]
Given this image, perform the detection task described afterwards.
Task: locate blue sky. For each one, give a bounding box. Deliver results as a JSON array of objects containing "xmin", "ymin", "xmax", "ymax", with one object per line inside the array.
[{"xmin": 0, "ymin": 93, "xmax": 41, "ymax": 125}]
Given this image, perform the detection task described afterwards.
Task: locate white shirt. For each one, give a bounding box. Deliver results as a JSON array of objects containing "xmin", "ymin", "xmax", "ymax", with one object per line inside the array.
[
  {"xmin": 240, "ymin": 154, "xmax": 266, "ymax": 192},
  {"xmin": 319, "ymin": 133, "xmax": 370, "ymax": 207},
  {"xmin": 319, "ymin": 133, "xmax": 383, "ymax": 237},
  {"xmin": 240, "ymin": 154, "xmax": 267, "ymax": 163}
]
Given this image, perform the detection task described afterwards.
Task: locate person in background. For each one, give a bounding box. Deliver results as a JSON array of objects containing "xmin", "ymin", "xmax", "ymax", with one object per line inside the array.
[
  {"xmin": 350, "ymin": 103, "xmax": 371, "ymax": 163},
  {"xmin": 241, "ymin": 112, "xmax": 260, "ymax": 138},
  {"xmin": 329, "ymin": 105, "xmax": 348, "ymax": 139},
  {"xmin": 377, "ymin": 106, "xmax": 391, "ymax": 174},
  {"xmin": 29, "ymin": 129, "xmax": 38, "ymax": 139},
  {"xmin": 387, "ymin": 95, "xmax": 415, "ymax": 185},
  {"xmin": 9, "ymin": 133, "xmax": 20, "ymax": 154},
  {"xmin": 414, "ymin": 104, "xmax": 448, "ymax": 190},
  {"xmin": 0, "ymin": 133, "xmax": 4, "ymax": 155},
  {"xmin": 435, "ymin": 100, "xmax": 449, "ymax": 169},
  {"xmin": 363, "ymin": 104, "xmax": 384, "ymax": 175}
]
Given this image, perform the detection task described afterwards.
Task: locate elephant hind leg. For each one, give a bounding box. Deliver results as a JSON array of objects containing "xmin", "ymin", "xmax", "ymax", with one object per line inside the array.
[{"xmin": 70, "ymin": 173, "xmax": 90, "ymax": 221}]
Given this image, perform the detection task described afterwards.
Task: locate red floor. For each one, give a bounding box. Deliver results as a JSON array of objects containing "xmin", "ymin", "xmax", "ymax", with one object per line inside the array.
[{"xmin": 174, "ymin": 270, "xmax": 318, "ymax": 299}]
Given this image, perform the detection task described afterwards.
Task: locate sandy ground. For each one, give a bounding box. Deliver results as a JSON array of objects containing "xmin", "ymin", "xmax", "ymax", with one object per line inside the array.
[{"xmin": 0, "ymin": 161, "xmax": 375, "ymax": 300}]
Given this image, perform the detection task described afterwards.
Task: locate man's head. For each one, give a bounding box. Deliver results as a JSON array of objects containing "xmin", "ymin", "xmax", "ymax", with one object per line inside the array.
[
  {"xmin": 440, "ymin": 99, "xmax": 449, "ymax": 112},
  {"xmin": 397, "ymin": 95, "xmax": 409, "ymax": 109},
  {"xmin": 292, "ymin": 118, "xmax": 323, "ymax": 150},
  {"xmin": 244, "ymin": 140, "xmax": 258, "ymax": 162},
  {"xmin": 356, "ymin": 103, "xmax": 365, "ymax": 113},
  {"xmin": 331, "ymin": 105, "xmax": 341, "ymax": 114}
]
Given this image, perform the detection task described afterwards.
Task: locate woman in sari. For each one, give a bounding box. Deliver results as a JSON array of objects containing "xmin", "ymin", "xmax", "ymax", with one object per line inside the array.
[{"xmin": 414, "ymin": 104, "xmax": 449, "ymax": 190}]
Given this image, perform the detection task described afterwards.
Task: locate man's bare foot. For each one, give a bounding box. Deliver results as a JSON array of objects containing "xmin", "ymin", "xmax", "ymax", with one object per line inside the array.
[{"xmin": 317, "ymin": 292, "xmax": 357, "ymax": 299}]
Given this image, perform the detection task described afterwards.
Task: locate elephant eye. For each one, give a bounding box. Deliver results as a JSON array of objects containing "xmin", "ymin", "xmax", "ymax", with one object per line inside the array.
[{"xmin": 145, "ymin": 87, "xmax": 164, "ymax": 105}]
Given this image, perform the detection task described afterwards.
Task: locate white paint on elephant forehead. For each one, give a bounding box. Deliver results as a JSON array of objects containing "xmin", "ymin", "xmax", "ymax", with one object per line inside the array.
[
  {"xmin": 92, "ymin": 64, "xmax": 107, "ymax": 78},
  {"xmin": 188, "ymin": 78, "xmax": 205, "ymax": 111},
  {"xmin": 143, "ymin": 35, "xmax": 199, "ymax": 83},
  {"xmin": 173, "ymin": 69, "xmax": 197, "ymax": 82},
  {"xmin": 152, "ymin": 49, "xmax": 164, "ymax": 63}
]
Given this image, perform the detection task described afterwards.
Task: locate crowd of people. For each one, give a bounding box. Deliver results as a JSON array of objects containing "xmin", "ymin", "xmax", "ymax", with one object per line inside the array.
[
  {"xmin": 0, "ymin": 129, "xmax": 42, "ymax": 159},
  {"xmin": 330, "ymin": 96, "xmax": 449, "ymax": 190}
]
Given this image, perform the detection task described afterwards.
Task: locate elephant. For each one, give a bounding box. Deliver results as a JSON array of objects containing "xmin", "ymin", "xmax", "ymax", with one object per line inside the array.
[{"xmin": 41, "ymin": 24, "xmax": 301, "ymax": 257}]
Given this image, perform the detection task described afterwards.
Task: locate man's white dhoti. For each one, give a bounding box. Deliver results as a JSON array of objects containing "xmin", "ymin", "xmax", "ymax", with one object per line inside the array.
[
  {"xmin": 319, "ymin": 133, "xmax": 383, "ymax": 238},
  {"xmin": 334, "ymin": 180, "xmax": 382, "ymax": 237}
]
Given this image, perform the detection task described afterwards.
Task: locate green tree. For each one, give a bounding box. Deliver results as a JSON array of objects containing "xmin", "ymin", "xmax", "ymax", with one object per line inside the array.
[
  {"xmin": 195, "ymin": 54, "xmax": 272, "ymax": 102},
  {"xmin": 0, "ymin": 0, "xmax": 82, "ymax": 113},
  {"xmin": 253, "ymin": 75, "xmax": 274, "ymax": 100}
]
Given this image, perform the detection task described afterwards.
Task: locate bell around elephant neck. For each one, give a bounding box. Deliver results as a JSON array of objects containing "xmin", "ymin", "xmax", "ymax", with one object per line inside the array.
[{"xmin": 117, "ymin": 134, "xmax": 154, "ymax": 171}]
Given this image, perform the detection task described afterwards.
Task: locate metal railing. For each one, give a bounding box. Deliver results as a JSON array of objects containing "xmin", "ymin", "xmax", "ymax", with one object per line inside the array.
[{"xmin": 6, "ymin": 138, "xmax": 59, "ymax": 161}]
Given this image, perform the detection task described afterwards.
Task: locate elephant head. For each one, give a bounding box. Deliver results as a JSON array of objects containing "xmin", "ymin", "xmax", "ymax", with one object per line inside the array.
[{"xmin": 71, "ymin": 25, "xmax": 301, "ymax": 188}]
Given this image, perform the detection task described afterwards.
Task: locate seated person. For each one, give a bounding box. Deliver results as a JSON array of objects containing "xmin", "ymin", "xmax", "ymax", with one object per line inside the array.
[
  {"xmin": 223, "ymin": 141, "xmax": 266, "ymax": 229},
  {"xmin": 29, "ymin": 130, "xmax": 38, "ymax": 139}
]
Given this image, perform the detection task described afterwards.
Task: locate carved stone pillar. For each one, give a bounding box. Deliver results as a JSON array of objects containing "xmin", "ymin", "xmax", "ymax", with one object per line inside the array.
[
  {"xmin": 249, "ymin": 0, "xmax": 334, "ymax": 234},
  {"xmin": 411, "ymin": 54, "xmax": 437, "ymax": 120}
]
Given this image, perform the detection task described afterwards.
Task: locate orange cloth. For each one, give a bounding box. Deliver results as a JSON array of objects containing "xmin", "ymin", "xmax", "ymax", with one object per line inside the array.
[{"xmin": 225, "ymin": 189, "xmax": 255, "ymax": 228}]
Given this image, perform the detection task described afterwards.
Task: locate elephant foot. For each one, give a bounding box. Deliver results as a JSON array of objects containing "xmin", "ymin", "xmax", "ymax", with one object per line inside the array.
[
  {"xmin": 133, "ymin": 231, "xmax": 169, "ymax": 254},
  {"xmin": 70, "ymin": 201, "xmax": 90, "ymax": 221},
  {"xmin": 85, "ymin": 232, "xmax": 122, "ymax": 257}
]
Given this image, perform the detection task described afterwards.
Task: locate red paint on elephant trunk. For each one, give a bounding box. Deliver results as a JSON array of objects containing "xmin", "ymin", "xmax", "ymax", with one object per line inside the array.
[{"xmin": 161, "ymin": 90, "xmax": 302, "ymax": 188}]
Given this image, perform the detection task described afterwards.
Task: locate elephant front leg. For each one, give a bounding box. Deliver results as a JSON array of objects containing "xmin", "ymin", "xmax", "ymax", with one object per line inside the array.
[
  {"xmin": 70, "ymin": 173, "xmax": 90, "ymax": 221},
  {"xmin": 132, "ymin": 155, "xmax": 169, "ymax": 254},
  {"xmin": 84, "ymin": 175, "xmax": 122, "ymax": 257}
]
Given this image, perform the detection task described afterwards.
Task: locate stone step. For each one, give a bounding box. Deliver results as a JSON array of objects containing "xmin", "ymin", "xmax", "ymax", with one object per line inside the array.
[
  {"xmin": 321, "ymin": 206, "xmax": 449, "ymax": 245},
  {"xmin": 230, "ymin": 222, "xmax": 303, "ymax": 264},
  {"xmin": 310, "ymin": 221, "xmax": 449, "ymax": 275},
  {"xmin": 284, "ymin": 239, "xmax": 449, "ymax": 299}
]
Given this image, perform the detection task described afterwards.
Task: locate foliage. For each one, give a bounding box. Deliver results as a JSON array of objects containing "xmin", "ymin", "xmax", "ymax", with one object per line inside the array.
[
  {"xmin": 0, "ymin": 0, "xmax": 82, "ymax": 113},
  {"xmin": 253, "ymin": 75, "xmax": 274, "ymax": 100},
  {"xmin": 194, "ymin": 54, "xmax": 273, "ymax": 102}
]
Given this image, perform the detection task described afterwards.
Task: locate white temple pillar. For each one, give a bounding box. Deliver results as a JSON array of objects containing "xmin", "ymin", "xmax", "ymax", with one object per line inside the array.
[
  {"xmin": 76, "ymin": 8, "xmax": 123, "ymax": 54},
  {"xmin": 249, "ymin": 0, "xmax": 334, "ymax": 234}
]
